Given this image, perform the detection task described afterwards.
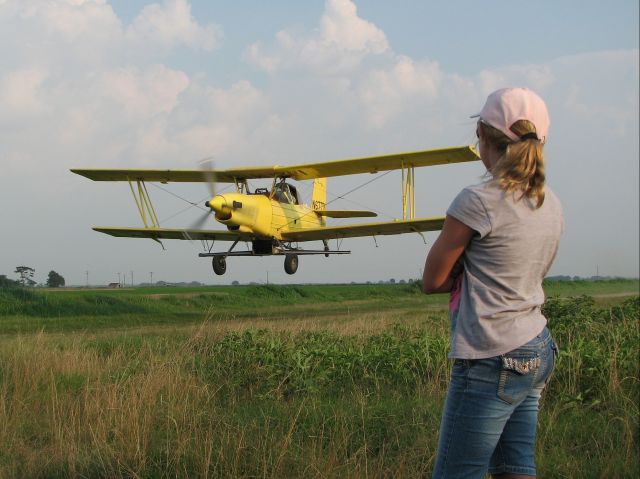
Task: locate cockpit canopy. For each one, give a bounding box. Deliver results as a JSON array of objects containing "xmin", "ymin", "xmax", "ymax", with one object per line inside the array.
[{"xmin": 271, "ymin": 182, "xmax": 300, "ymax": 205}]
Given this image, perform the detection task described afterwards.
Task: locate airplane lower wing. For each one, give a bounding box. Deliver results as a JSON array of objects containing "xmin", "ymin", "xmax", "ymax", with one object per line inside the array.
[
  {"xmin": 281, "ymin": 217, "xmax": 445, "ymax": 242},
  {"xmin": 93, "ymin": 227, "xmax": 255, "ymax": 241},
  {"xmin": 93, "ymin": 218, "xmax": 444, "ymax": 244}
]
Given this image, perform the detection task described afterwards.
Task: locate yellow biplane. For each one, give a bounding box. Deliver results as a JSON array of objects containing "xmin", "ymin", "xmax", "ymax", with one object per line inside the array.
[{"xmin": 71, "ymin": 146, "xmax": 479, "ymax": 275}]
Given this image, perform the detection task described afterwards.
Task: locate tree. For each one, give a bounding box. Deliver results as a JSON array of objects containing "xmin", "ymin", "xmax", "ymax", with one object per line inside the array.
[
  {"xmin": 0, "ymin": 275, "xmax": 18, "ymax": 287},
  {"xmin": 46, "ymin": 270, "xmax": 65, "ymax": 288},
  {"xmin": 15, "ymin": 266, "xmax": 36, "ymax": 286}
]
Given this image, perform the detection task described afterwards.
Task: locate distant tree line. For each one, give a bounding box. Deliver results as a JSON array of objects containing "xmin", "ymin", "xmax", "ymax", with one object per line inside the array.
[
  {"xmin": 0, "ymin": 275, "xmax": 18, "ymax": 287},
  {"xmin": 6, "ymin": 266, "xmax": 66, "ymax": 288},
  {"xmin": 545, "ymin": 275, "xmax": 632, "ymax": 282}
]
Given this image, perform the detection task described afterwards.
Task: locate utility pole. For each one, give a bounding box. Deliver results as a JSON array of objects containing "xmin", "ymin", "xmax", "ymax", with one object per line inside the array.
[
  {"xmin": 130, "ymin": 270, "xmax": 134, "ymax": 287},
  {"xmin": 150, "ymin": 272, "xmax": 153, "ymax": 285},
  {"xmin": 266, "ymin": 270, "xmax": 269, "ymax": 285},
  {"xmin": 86, "ymin": 270, "xmax": 89, "ymax": 287},
  {"xmin": 117, "ymin": 272, "xmax": 121, "ymax": 287}
]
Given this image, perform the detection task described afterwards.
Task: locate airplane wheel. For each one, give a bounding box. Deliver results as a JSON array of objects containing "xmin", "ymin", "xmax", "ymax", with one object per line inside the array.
[
  {"xmin": 284, "ymin": 254, "xmax": 298, "ymax": 275},
  {"xmin": 212, "ymin": 256, "xmax": 227, "ymax": 275}
]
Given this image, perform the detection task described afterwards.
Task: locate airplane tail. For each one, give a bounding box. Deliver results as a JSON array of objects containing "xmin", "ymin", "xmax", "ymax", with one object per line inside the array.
[{"xmin": 312, "ymin": 178, "xmax": 327, "ymax": 225}]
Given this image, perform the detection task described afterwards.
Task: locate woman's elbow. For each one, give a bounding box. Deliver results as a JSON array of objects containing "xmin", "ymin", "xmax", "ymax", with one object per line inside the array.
[
  {"xmin": 421, "ymin": 277, "xmax": 439, "ymax": 294},
  {"xmin": 422, "ymin": 272, "xmax": 454, "ymax": 294}
]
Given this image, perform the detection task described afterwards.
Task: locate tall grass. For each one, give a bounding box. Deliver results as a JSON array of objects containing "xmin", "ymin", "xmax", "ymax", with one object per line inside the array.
[
  {"xmin": 0, "ymin": 327, "xmax": 446, "ymax": 477},
  {"xmin": 0, "ymin": 289, "xmax": 637, "ymax": 477}
]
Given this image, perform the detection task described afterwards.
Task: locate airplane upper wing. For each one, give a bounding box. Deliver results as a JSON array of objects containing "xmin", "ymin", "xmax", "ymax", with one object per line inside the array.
[
  {"xmin": 70, "ymin": 145, "xmax": 479, "ymax": 183},
  {"xmin": 276, "ymin": 145, "xmax": 478, "ymax": 180},
  {"xmin": 280, "ymin": 217, "xmax": 445, "ymax": 242},
  {"xmin": 92, "ymin": 227, "xmax": 255, "ymax": 241}
]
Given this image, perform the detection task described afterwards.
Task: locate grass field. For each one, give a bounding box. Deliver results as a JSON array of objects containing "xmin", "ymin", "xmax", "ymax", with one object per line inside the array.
[{"xmin": 0, "ymin": 280, "xmax": 638, "ymax": 478}]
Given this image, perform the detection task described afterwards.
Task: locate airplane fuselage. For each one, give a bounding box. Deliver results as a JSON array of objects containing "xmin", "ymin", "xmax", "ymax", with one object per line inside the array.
[{"xmin": 208, "ymin": 192, "xmax": 325, "ymax": 240}]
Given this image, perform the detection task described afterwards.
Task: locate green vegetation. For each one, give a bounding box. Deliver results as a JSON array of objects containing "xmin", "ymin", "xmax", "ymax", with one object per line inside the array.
[
  {"xmin": 544, "ymin": 278, "xmax": 639, "ymax": 300},
  {"xmin": 45, "ymin": 270, "xmax": 65, "ymax": 288},
  {"xmin": 0, "ymin": 282, "xmax": 446, "ymax": 334},
  {"xmin": 0, "ymin": 280, "xmax": 637, "ymax": 477}
]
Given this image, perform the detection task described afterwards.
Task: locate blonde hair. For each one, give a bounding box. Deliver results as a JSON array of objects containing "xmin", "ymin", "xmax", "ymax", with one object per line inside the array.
[{"xmin": 480, "ymin": 119, "xmax": 546, "ymax": 208}]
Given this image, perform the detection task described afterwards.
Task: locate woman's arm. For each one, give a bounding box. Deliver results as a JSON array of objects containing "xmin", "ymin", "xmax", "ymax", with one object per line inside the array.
[{"xmin": 422, "ymin": 215, "xmax": 475, "ymax": 294}]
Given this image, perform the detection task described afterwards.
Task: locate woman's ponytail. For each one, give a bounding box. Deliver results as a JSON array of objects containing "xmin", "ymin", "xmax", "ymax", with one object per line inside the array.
[{"xmin": 482, "ymin": 119, "xmax": 546, "ymax": 208}]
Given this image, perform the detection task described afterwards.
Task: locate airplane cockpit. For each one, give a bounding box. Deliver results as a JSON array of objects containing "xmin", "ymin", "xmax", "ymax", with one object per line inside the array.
[{"xmin": 270, "ymin": 182, "xmax": 300, "ymax": 205}]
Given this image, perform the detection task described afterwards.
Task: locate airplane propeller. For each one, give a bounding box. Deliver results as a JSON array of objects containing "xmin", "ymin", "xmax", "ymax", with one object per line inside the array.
[
  {"xmin": 199, "ymin": 157, "xmax": 217, "ymax": 199},
  {"xmin": 183, "ymin": 158, "xmax": 219, "ymax": 240},
  {"xmin": 188, "ymin": 209, "xmax": 212, "ymax": 231}
]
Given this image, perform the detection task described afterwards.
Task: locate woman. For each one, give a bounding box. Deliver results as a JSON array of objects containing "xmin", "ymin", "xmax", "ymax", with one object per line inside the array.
[{"xmin": 423, "ymin": 87, "xmax": 563, "ymax": 479}]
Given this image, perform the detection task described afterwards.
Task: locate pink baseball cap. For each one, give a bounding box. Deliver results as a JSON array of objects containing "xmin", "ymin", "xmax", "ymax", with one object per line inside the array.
[{"xmin": 473, "ymin": 87, "xmax": 550, "ymax": 144}]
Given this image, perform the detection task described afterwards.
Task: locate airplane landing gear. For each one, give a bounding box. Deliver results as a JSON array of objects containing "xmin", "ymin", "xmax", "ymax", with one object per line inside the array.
[
  {"xmin": 212, "ymin": 256, "xmax": 227, "ymax": 275},
  {"xmin": 199, "ymin": 240, "xmax": 350, "ymax": 277},
  {"xmin": 284, "ymin": 254, "xmax": 298, "ymax": 275}
]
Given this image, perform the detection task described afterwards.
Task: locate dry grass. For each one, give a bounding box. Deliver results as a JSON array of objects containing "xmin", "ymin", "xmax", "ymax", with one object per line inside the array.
[{"xmin": 0, "ymin": 313, "xmax": 446, "ymax": 478}]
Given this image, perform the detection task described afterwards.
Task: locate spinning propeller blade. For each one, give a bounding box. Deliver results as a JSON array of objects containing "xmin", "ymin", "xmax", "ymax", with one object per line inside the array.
[
  {"xmin": 183, "ymin": 157, "xmax": 218, "ymax": 241},
  {"xmin": 199, "ymin": 157, "xmax": 217, "ymax": 198}
]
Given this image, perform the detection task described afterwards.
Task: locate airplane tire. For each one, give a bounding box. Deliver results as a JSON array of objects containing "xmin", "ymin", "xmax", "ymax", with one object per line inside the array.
[
  {"xmin": 212, "ymin": 256, "xmax": 227, "ymax": 275},
  {"xmin": 284, "ymin": 254, "xmax": 298, "ymax": 275}
]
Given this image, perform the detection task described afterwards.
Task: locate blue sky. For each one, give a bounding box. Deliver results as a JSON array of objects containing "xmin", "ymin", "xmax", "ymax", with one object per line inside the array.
[
  {"xmin": 108, "ymin": 1, "xmax": 639, "ymax": 77},
  {"xmin": 0, "ymin": 0, "xmax": 638, "ymax": 285}
]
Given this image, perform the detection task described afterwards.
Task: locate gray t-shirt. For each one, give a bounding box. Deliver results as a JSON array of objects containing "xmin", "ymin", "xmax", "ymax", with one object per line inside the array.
[{"xmin": 446, "ymin": 179, "xmax": 563, "ymax": 359}]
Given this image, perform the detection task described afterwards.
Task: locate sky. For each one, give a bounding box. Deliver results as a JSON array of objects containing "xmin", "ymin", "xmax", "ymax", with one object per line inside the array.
[{"xmin": 0, "ymin": 0, "xmax": 638, "ymax": 286}]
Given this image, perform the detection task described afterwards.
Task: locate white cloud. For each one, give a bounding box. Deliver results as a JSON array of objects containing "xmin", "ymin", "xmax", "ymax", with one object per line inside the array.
[
  {"xmin": 311, "ymin": 0, "xmax": 388, "ymax": 55},
  {"xmin": 551, "ymin": 50, "xmax": 638, "ymax": 139},
  {"xmin": 477, "ymin": 65, "xmax": 554, "ymax": 97},
  {"xmin": 0, "ymin": 0, "xmax": 224, "ymax": 170},
  {"xmin": 207, "ymin": 80, "xmax": 267, "ymax": 122},
  {"xmin": 37, "ymin": 0, "xmax": 121, "ymax": 41},
  {"xmin": 245, "ymin": 42, "xmax": 281, "ymax": 74},
  {"xmin": 99, "ymin": 65, "xmax": 190, "ymax": 119},
  {"xmin": 0, "ymin": 67, "xmax": 49, "ymax": 117},
  {"xmin": 168, "ymin": 80, "xmax": 270, "ymax": 161},
  {"xmin": 359, "ymin": 56, "xmax": 443, "ymax": 128},
  {"xmin": 128, "ymin": 0, "xmax": 222, "ymax": 51},
  {"xmin": 0, "ymin": 0, "xmax": 220, "ymax": 73},
  {"xmin": 246, "ymin": 0, "xmax": 389, "ymax": 74}
]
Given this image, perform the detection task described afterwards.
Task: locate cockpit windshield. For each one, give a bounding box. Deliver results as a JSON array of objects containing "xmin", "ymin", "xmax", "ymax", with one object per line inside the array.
[{"xmin": 272, "ymin": 183, "xmax": 299, "ymax": 205}]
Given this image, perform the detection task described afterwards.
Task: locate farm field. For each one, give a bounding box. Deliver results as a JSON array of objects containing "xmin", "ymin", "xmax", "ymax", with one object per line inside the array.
[{"xmin": 0, "ymin": 280, "xmax": 638, "ymax": 478}]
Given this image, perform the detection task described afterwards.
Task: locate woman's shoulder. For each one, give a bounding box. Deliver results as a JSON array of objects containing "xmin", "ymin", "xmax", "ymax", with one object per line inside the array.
[
  {"xmin": 461, "ymin": 179, "xmax": 502, "ymax": 200},
  {"xmin": 450, "ymin": 180, "xmax": 503, "ymax": 215}
]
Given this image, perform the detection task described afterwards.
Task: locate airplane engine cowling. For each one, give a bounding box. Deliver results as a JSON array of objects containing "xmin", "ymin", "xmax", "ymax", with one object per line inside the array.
[{"xmin": 210, "ymin": 193, "xmax": 271, "ymax": 237}]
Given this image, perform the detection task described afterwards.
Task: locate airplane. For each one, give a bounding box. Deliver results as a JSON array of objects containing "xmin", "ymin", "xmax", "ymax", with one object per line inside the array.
[{"xmin": 71, "ymin": 146, "xmax": 479, "ymax": 276}]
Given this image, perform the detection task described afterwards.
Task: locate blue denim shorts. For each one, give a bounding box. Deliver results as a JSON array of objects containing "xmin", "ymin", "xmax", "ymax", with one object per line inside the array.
[{"xmin": 432, "ymin": 327, "xmax": 558, "ymax": 478}]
